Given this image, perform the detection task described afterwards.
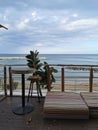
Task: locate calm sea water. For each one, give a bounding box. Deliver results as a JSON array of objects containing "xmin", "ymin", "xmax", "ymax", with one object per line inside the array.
[
  {"xmin": 0, "ymin": 54, "xmax": 98, "ymax": 65},
  {"xmin": 0, "ymin": 54, "xmax": 98, "ymax": 79}
]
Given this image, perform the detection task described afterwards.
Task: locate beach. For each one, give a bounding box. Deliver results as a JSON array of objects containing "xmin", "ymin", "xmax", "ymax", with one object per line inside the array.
[
  {"xmin": 11, "ymin": 77, "xmax": 98, "ymax": 94},
  {"xmin": 52, "ymin": 81, "xmax": 98, "ymax": 92}
]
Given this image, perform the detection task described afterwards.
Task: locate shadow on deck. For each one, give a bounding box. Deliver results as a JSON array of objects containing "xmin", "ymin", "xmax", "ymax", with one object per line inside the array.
[{"xmin": 0, "ymin": 96, "xmax": 98, "ymax": 130}]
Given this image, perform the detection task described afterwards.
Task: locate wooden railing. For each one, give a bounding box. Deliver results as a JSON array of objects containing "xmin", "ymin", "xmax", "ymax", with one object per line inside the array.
[
  {"xmin": 47, "ymin": 64, "xmax": 97, "ymax": 92},
  {"xmin": 1, "ymin": 64, "xmax": 98, "ymax": 97}
]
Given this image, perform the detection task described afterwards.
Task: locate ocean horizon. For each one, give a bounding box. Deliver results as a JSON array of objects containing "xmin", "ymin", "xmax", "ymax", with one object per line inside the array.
[{"xmin": 0, "ymin": 54, "xmax": 98, "ymax": 65}]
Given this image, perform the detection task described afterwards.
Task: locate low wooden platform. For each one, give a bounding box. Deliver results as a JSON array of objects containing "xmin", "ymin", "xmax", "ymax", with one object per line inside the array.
[
  {"xmin": 44, "ymin": 92, "xmax": 89, "ymax": 119},
  {"xmin": 81, "ymin": 92, "xmax": 98, "ymax": 118}
]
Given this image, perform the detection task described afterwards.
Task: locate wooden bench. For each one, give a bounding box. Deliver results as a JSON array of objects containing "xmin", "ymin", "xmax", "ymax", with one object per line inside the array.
[
  {"xmin": 80, "ymin": 92, "xmax": 98, "ymax": 118},
  {"xmin": 43, "ymin": 91, "xmax": 89, "ymax": 119}
]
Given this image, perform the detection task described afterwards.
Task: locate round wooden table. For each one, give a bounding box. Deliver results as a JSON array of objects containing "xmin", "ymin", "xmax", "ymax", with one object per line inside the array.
[{"xmin": 11, "ymin": 68, "xmax": 35, "ymax": 115}]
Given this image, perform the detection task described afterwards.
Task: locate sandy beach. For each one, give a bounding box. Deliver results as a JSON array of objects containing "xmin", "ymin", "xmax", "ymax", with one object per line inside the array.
[
  {"xmin": 11, "ymin": 79, "xmax": 98, "ymax": 93},
  {"xmin": 52, "ymin": 82, "xmax": 98, "ymax": 92}
]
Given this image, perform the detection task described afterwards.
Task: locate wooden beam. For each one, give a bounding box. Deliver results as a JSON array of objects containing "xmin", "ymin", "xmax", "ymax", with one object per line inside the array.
[
  {"xmin": 89, "ymin": 67, "xmax": 93, "ymax": 92},
  {"xmin": 61, "ymin": 67, "xmax": 64, "ymax": 92}
]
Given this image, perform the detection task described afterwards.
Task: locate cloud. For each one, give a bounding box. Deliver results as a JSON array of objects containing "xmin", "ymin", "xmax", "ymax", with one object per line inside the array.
[
  {"xmin": 35, "ymin": 43, "xmax": 44, "ymax": 47},
  {"xmin": 17, "ymin": 19, "xmax": 29, "ymax": 30},
  {"xmin": 64, "ymin": 18, "xmax": 98, "ymax": 31},
  {"xmin": 0, "ymin": 0, "xmax": 98, "ymax": 54}
]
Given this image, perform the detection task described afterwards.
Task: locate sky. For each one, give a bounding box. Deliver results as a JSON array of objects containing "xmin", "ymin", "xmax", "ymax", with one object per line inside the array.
[{"xmin": 1, "ymin": 0, "xmax": 98, "ymax": 54}]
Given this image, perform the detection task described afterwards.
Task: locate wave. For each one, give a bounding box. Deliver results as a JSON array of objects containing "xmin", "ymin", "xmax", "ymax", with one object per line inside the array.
[{"xmin": 0, "ymin": 57, "xmax": 47, "ymax": 60}]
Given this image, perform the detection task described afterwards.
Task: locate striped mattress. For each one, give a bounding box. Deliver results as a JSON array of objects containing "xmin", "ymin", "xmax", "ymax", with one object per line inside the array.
[
  {"xmin": 43, "ymin": 91, "xmax": 89, "ymax": 119},
  {"xmin": 80, "ymin": 92, "xmax": 98, "ymax": 118}
]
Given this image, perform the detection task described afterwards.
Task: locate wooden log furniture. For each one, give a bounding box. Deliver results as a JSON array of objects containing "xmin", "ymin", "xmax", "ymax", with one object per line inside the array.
[
  {"xmin": 43, "ymin": 91, "xmax": 89, "ymax": 119},
  {"xmin": 43, "ymin": 91, "xmax": 98, "ymax": 119}
]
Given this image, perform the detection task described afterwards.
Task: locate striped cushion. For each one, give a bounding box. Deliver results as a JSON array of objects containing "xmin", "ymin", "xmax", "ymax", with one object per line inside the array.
[
  {"xmin": 80, "ymin": 92, "xmax": 98, "ymax": 118},
  {"xmin": 44, "ymin": 92, "xmax": 89, "ymax": 119}
]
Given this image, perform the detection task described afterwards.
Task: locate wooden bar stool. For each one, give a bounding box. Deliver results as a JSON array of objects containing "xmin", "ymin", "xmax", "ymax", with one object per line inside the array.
[{"xmin": 27, "ymin": 76, "xmax": 42, "ymax": 102}]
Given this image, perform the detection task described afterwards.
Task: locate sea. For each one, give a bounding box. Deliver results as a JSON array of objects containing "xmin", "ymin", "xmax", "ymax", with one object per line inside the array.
[
  {"xmin": 0, "ymin": 54, "xmax": 98, "ymax": 65},
  {"xmin": 0, "ymin": 54, "xmax": 98, "ymax": 78}
]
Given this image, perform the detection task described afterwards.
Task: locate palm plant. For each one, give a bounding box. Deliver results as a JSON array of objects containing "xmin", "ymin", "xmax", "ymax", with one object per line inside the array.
[
  {"xmin": 25, "ymin": 50, "xmax": 58, "ymax": 88},
  {"xmin": 25, "ymin": 50, "xmax": 42, "ymax": 75}
]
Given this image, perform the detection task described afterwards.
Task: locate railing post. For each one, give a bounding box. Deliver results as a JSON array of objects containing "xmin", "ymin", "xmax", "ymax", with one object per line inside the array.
[
  {"xmin": 4, "ymin": 66, "xmax": 7, "ymax": 96},
  {"xmin": 61, "ymin": 67, "xmax": 64, "ymax": 92},
  {"xmin": 9, "ymin": 66, "xmax": 13, "ymax": 96},
  {"xmin": 47, "ymin": 67, "xmax": 51, "ymax": 91},
  {"xmin": 89, "ymin": 67, "xmax": 93, "ymax": 92}
]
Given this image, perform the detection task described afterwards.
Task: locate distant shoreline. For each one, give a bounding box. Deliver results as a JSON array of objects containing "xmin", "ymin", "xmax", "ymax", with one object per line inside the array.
[{"xmin": 0, "ymin": 57, "xmax": 47, "ymax": 60}]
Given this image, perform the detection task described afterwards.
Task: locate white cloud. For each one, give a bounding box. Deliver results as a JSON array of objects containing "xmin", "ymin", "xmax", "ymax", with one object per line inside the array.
[
  {"xmin": 72, "ymin": 13, "xmax": 78, "ymax": 18},
  {"xmin": 1, "ymin": 0, "xmax": 98, "ymax": 54},
  {"xmin": 35, "ymin": 43, "xmax": 44, "ymax": 47},
  {"xmin": 17, "ymin": 18, "xmax": 29, "ymax": 30},
  {"xmin": 31, "ymin": 11, "xmax": 39, "ymax": 21},
  {"xmin": 63, "ymin": 18, "xmax": 98, "ymax": 31}
]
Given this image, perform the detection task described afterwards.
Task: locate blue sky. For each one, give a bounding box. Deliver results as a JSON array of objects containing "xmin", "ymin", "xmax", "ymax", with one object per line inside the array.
[{"xmin": 0, "ymin": 0, "xmax": 98, "ymax": 54}]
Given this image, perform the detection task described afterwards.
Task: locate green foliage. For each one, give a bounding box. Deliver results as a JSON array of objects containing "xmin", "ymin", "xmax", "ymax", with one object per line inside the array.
[
  {"xmin": 26, "ymin": 50, "xmax": 42, "ymax": 71},
  {"xmin": 25, "ymin": 50, "xmax": 58, "ymax": 88},
  {"xmin": 36, "ymin": 61, "xmax": 58, "ymax": 88}
]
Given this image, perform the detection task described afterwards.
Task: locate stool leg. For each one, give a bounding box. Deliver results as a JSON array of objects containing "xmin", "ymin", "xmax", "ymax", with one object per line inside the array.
[
  {"xmin": 38, "ymin": 81, "xmax": 42, "ymax": 97},
  {"xmin": 36, "ymin": 81, "xmax": 42, "ymax": 102},
  {"xmin": 30, "ymin": 81, "xmax": 34, "ymax": 97},
  {"xmin": 36, "ymin": 81, "xmax": 40, "ymax": 102},
  {"xmin": 27, "ymin": 81, "xmax": 33, "ymax": 103}
]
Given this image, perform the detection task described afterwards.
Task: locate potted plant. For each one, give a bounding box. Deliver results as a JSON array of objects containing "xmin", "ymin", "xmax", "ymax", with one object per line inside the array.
[{"xmin": 25, "ymin": 50, "xmax": 58, "ymax": 89}]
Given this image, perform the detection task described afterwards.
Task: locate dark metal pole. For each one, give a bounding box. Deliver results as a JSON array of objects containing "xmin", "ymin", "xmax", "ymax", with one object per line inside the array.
[
  {"xmin": 4, "ymin": 66, "xmax": 7, "ymax": 96},
  {"xmin": 22, "ymin": 74, "xmax": 25, "ymax": 107},
  {"xmin": 9, "ymin": 66, "xmax": 12, "ymax": 96}
]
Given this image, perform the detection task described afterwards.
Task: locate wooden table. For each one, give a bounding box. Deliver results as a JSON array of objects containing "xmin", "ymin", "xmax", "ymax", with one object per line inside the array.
[{"xmin": 11, "ymin": 68, "xmax": 35, "ymax": 115}]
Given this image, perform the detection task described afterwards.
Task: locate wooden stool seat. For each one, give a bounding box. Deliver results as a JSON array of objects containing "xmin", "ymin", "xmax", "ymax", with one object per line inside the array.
[{"xmin": 27, "ymin": 76, "xmax": 42, "ymax": 102}]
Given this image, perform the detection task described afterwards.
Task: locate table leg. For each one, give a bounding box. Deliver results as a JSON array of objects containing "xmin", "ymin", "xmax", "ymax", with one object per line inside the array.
[
  {"xmin": 12, "ymin": 74, "xmax": 34, "ymax": 115},
  {"xmin": 22, "ymin": 74, "xmax": 25, "ymax": 107}
]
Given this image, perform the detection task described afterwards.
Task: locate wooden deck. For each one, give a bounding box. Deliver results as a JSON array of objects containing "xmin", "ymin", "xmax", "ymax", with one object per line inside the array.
[{"xmin": 0, "ymin": 96, "xmax": 98, "ymax": 130}]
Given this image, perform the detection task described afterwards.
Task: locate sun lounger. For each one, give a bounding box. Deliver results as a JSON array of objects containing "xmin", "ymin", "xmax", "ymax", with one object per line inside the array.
[
  {"xmin": 43, "ymin": 91, "xmax": 89, "ymax": 119},
  {"xmin": 80, "ymin": 92, "xmax": 98, "ymax": 118}
]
